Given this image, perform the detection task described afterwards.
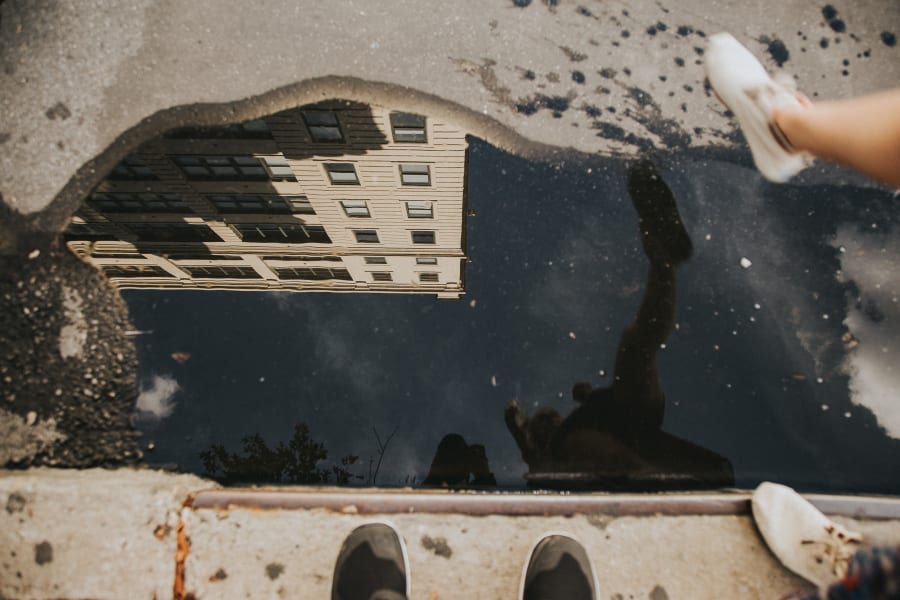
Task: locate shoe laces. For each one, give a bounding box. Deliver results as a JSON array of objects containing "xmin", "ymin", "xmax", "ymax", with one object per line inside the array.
[{"xmin": 801, "ymin": 522, "xmax": 863, "ymax": 578}]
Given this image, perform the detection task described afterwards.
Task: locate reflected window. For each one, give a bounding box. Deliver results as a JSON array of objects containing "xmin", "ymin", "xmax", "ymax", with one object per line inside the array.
[
  {"xmin": 353, "ymin": 230, "xmax": 379, "ymax": 243},
  {"xmin": 399, "ymin": 163, "xmax": 430, "ymax": 186},
  {"xmin": 260, "ymin": 156, "xmax": 295, "ymax": 180},
  {"xmin": 64, "ymin": 222, "xmax": 117, "ymax": 241},
  {"xmin": 206, "ymin": 194, "xmax": 314, "ymax": 215},
  {"xmin": 103, "ymin": 265, "xmax": 172, "ymax": 278},
  {"xmin": 302, "ymin": 110, "xmax": 344, "ymax": 142},
  {"xmin": 364, "ymin": 256, "xmax": 387, "ymax": 264},
  {"xmin": 233, "ymin": 223, "xmax": 331, "ymax": 244},
  {"xmin": 416, "ymin": 257, "xmax": 437, "ymax": 265},
  {"xmin": 405, "ymin": 201, "xmax": 433, "ymax": 218},
  {"xmin": 390, "ymin": 112, "xmax": 427, "ymax": 143},
  {"xmin": 325, "ymin": 163, "xmax": 360, "ymax": 185},
  {"xmin": 90, "ymin": 192, "xmax": 191, "ymax": 214},
  {"xmin": 91, "ymin": 252, "xmax": 144, "ymax": 259},
  {"xmin": 371, "ymin": 272, "xmax": 393, "ymax": 282},
  {"xmin": 125, "ymin": 223, "xmax": 221, "ymax": 243},
  {"xmin": 340, "ymin": 200, "xmax": 371, "ymax": 218},
  {"xmin": 275, "ymin": 266, "xmax": 353, "ymax": 281},
  {"xmin": 167, "ymin": 253, "xmax": 242, "ymax": 261},
  {"xmin": 173, "ymin": 156, "xmax": 273, "ymax": 181},
  {"xmin": 419, "ymin": 272, "xmax": 439, "ymax": 282},
  {"xmin": 263, "ymin": 255, "xmax": 341, "ymax": 262},
  {"xmin": 184, "ymin": 266, "xmax": 261, "ymax": 279},
  {"xmin": 108, "ymin": 155, "xmax": 158, "ymax": 180},
  {"xmin": 411, "ymin": 230, "xmax": 436, "ymax": 244},
  {"xmin": 164, "ymin": 120, "xmax": 272, "ymax": 139}
]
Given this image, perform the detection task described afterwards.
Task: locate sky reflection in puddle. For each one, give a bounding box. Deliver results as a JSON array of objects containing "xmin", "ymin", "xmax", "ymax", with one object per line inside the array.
[{"xmin": 64, "ymin": 102, "xmax": 900, "ymax": 493}]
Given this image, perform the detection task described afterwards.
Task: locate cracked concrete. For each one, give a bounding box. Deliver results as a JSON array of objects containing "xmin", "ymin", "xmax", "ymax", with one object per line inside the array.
[{"xmin": 4, "ymin": 469, "xmax": 900, "ymax": 599}]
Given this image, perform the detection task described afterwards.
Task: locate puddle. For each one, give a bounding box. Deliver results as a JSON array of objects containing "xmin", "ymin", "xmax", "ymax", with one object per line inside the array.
[{"xmin": 5, "ymin": 99, "xmax": 900, "ymax": 493}]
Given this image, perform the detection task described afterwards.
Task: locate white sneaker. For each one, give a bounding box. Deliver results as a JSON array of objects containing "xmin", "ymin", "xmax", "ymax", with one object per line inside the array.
[
  {"xmin": 705, "ymin": 33, "xmax": 812, "ymax": 183},
  {"xmin": 752, "ymin": 482, "xmax": 863, "ymax": 587}
]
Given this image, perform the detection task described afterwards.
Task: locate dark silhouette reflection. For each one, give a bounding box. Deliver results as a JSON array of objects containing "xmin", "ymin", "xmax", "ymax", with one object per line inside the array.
[
  {"xmin": 422, "ymin": 433, "xmax": 497, "ymax": 488},
  {"xmin": 199, "ymin": 422, "xmax": 362, "ymax": 485},
  {"xmin": 505, "ymin": 161, "xmax": 734, "ymax": 490}
]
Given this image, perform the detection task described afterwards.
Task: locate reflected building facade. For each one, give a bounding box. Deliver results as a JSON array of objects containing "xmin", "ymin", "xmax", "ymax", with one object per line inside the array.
[{"xmin": 66, "ymin": 102, "xmax": 468, "ymax": 299}]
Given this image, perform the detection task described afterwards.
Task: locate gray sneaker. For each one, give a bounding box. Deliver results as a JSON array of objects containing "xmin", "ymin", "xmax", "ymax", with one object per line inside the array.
[
  {"xmin": 520, "ymin": 533, "xmax": 598, "ymax": 600},
  {"xmin": 332, "ymin": 522, "xmax": 410, "ymax": 600}
]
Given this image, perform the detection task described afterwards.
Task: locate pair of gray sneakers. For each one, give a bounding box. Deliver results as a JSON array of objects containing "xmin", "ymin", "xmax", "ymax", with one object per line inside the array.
[{"xmin": 331, "ymin": 523, "xmax": 597, "ymax": 600}]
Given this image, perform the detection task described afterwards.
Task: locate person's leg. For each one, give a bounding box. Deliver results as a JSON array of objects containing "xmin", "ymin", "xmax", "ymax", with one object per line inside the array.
[
  {"xmin": 520, "ymin": 533, "xmax": 598, "ymax": 600},
  {"xmin": 610, "ymin": 162, "xmax": 691, "ymax": 430},
  {"xmin": 332, "ymin": 523, "xmax": 410, "ymax": 600},
  {"xmin": 774, "ymin": 89, "xmax": 900, "ymax": 188}
]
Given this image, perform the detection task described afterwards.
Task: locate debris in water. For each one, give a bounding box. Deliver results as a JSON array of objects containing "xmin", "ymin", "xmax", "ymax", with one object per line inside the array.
[
  {"xmin": 491, "ymin": 375, "xmax": 498, "ymax": 387},
  {"xmin": 171, "ymin": 352, "xmax": 191, "ymax": 364},
  {"xmin": 568, "ymin": 331, "xmax": 577, "ymax": 340},
  {"xmin": 740, "ymin": 257, "xmax": 752, "ymax": 269},
  {"xmin": 28, "ymin": 249, "xmax": 40, "ymax": 259}
]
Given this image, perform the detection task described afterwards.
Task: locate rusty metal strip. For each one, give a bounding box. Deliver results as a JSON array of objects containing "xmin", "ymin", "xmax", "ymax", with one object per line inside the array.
[{"xmin": 190, "ymin": 489, "xmax": 900, "ymax": 519}]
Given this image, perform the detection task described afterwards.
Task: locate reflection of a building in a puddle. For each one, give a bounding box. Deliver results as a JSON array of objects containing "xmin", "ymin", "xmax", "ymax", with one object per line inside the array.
[
  {"xmin": 505, "ymin": 161, "xmax": 735, "ymax": 490},
  {"xmin": 65, "ymin": 102, "xmax": 468, "ymax": 299}
]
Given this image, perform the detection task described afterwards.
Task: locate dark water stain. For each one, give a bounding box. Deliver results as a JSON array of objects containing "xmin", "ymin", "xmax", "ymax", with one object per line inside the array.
[
  {"xmin": 265, "ymin": 563, "xmax": 284, "ymax": 580},
  {"xmin": 820, "ymin": 37, "xmax": 830, "ymax": 48},
  {"xmin": 211, "ymin": 568, "xmax": 227, "ymax": 581},
  {"xmin": 421, "ymin": 535, "xmax": 453, "ymax": 558},
  {"xmin": 646, "ymin": 25, "xmax": 658, "ymax": 36},
  {"xmin": 882, "ymin": 32, "xmax": 897, "ymax": 47},
  {"xmin": 623, "ymin": 67, "xmax": 632, "ymax": 76},
  {"xmin": 650, "ymin": 585, "xmax": 670, "ymax": 600},
  {"xmin": 821, "ymin": 6, "xmax": 846, "ymax": 33},
  {"xmin": 683, "ymin": 84, "xmax": 693, "ymax": 93},
  {"xmin": 592, "ymin": 121, "xmax": 653, "ymax": 151},
  {"xmin": 546, "ymin": 72, "xmax": 560, "ymax": 83},
  {"xmin": 761, "ymin": 36, "xmax": 790, "ymax": 67},
  {"xmin": 514, "ymin": 94, "xmax": 570, "ymax": 116},
  {"xmin": 628, "ymin": 87, "xmax": 654, "ymax": 108},
  {"xmin": 674, "ymin": 57, "xmax": 685, "ymax": 67},
  {"xmin": 45, "ymin": 102, "xmax": 71, "ymax": 120},
  {"xmin": 656, "ymin": 21, "xmax": 668, "ymax": 32},
  {"xmin": 6, "ymin": 492, "xmax": 25, "ymax": 513},
  {"xmin": 512, "ymin": 0, "xmax": 531, "ymax": 7},
  {"xmin": 828, "ymin": 19, "xmax": 846, "ymax": 33},
  {"xmin": 560, "ymin": 46, "xmax": 588, "ymax": 62},
  {"xmin": 659, "ymin": 75, "xmax": 667, "ymax": 82},
  {"xmin": 599, "ymin": 67, "xmax": 617, "ymax": 79},
  {"xmin": 677, "ymin": 25, "xmax": 694, "ymax": 36},
  {"xmin": 572, "ymin": 70, "xmax": 586, "ymax": 84},
  {"xmin": 0, "ymin": 132, "xmax": 10, "ymax": 144},
  {"xmin": 693, "ymin": 46, "xmax": 704, "ymax": 56},
  {"xmin": 582, "ymin": 103, "xmax": 602, "ymax": 118},
  {"xmin": 522, "ymin": 69, "xmax": 536, "ymax": 80},
  {"xmin": 623, "ymin": 85, "xmax": 692, "ymax": 148},
  {"xmin": 621, "ymin": 30, "xmax": 631, "ymax": 38},
  {"xmin": 34, "ymin": 541, "xmax": 52, "ymax": 565},
  {"xmin": 576, "ymin": 6, "xmax": 593, "ymax": 18},
  {"xmin": 842, "ymin": 59, "xmax": 849, "ymax": 66}
]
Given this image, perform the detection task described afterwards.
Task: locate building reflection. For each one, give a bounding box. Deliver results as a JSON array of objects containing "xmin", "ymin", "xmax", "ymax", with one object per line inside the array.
[
  {"xmin": 65, "ymin": 102, "xmax": 469, "ymax": 299},
  {"xmin": 65, "ymin": 104, "xmax": 734, "ymax": 491},
  {"xmin": 505, "ymin": 161, "xmax": 734, "ymax": 490}
]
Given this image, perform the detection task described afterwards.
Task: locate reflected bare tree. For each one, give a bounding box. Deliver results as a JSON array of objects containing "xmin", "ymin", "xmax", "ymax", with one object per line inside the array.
[
  {"xmin": 506, "ymin": 160, "xmax": 734, "ymax": 490},
  {"xmin": 199, "ymin": 422, "xmax": 362, "ymax": 485}
]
